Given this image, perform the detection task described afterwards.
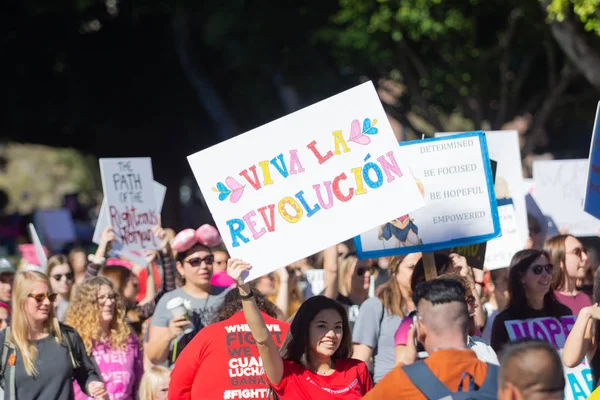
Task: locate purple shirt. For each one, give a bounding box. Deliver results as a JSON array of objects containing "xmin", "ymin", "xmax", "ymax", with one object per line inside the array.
[{"xmin": 74, "ymin": 333, "xmax": 143, "ymax": 400}]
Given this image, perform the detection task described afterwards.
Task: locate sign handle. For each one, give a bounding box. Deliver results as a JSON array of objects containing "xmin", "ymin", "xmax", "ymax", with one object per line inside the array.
[{"xmin": 423, "ymin": 252, "xmax": 437, "ymax": 281}]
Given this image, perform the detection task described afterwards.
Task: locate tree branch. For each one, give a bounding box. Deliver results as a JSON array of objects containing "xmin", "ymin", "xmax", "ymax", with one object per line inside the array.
[
  {"xmin": 540, "ymin": 0, "xmax": 600, "ymax": 91},
  {"xmin": 495, "ymin": 8, "xmax": 524, "ymax": 129},
  {"xmin": 172, "ymin": 10, "xmax": 238, "ymax": 142},
  {"xmin": 523, "ymin": 64, "xmax": 580, "ymax": 153}
]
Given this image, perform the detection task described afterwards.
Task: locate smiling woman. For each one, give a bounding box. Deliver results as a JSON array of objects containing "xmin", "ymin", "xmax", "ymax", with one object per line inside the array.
[
  {"xmin": 227, "ymin": 259, "xmax": 373, "ymax": 399},
  {"xmin": 0, "ymin": 271, "xmax": 105, "ymax": 400}
]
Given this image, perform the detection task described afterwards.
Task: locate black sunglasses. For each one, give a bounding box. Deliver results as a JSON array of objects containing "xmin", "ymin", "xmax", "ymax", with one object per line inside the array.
[
  {"xmin": 52, "ymin": 273, "xmax": 73, "ymax": 282},
  {"xmin": 530, "ymin": 264, "xmax": 553, "ymax": 275},
  {"xmin": 186, "ymin": 255, "xmax": 214, "ymax": 267},
  {"xmin": 28, "ymin": 293, "xmax": 58, "ymax": 303}
]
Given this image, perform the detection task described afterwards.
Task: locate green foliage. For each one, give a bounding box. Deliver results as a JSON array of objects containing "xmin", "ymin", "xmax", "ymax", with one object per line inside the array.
[
  {"xmin": 0, "ymin": 144, "xmax": 100, "ymax": 214},
  {"xmin": 546, "ymin": 0, "xmax": 600, "ymax": 35}
]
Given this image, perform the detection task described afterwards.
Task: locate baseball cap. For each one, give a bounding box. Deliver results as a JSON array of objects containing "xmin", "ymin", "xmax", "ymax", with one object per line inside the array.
[{"xmin": 0, "ymin": 259, "xmax": 15, "ymax": 275}]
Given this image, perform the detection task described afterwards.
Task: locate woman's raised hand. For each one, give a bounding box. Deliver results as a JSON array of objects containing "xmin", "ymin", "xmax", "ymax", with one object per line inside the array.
[{"xmin": 227, "ymin": 258, "xmax": 252, "ymax": 287}]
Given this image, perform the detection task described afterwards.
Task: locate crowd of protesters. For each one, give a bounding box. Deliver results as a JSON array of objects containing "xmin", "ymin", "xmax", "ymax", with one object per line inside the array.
[{"xmin": 0, "ymin": 214, "xmax": 596, "ymax": 399}]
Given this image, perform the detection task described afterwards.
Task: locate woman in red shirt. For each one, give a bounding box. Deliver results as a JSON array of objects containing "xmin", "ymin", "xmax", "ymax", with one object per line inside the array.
[{"xmin": 228, "ymin": 259, "xmax": 373, "ymax": 399}]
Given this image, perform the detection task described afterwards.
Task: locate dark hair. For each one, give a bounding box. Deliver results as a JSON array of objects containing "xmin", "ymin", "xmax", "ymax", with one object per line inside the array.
[
  {"xmin": 212, "ymin": 289, "xmax": 279, "ymax": 323},
  {"xmin": 175, "ymin": 244, "xmax": 212, "ymax": 264},
  {"xmin": 499, "ymin": 338, "xmax": 565, "ymax": 393},
  {"xmin": 506, "ymin": 249, "xmax": 564, "ymax": 318},
  {"xmin": 279, "ymin": 296, "xmax": 352, "ymax": 368},
  {"xmin": 410, "ymin": 253, "xmax": 453, "ymax": 291},
  {"xmin": 413, "ymin": 277, "xmax": 467, "ymax": 306}
]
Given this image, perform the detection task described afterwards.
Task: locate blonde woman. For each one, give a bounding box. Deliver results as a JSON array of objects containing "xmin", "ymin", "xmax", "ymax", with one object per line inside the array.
[
  {"xmin": 66, "ymin": 277, "xmax": 143, "ymax": 400},
  {"xmin": 46, "ymin": 254, "xmax": 74, "ymax": 322},
  {"xmin": 0, "ymin": 271, "xmax": 105, "ymax": 399},
  {"xmin": 139, "ymin": 366, "xmax": 169, "ymax": 400}
]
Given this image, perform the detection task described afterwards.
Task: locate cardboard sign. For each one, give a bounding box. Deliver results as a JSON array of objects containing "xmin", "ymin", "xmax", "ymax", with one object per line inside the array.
[
  {"xmin": 484, "ymin": 200, "xmax": 523, "ymax": 270},
  {"xmin": 439, "ymin": 243, "xmax": 487, "ymax": 269},
  {"xmin": 187, "ymin": 82, "xmax": 425, "ymax": 281},
  {"xmin": 93, "ymin": 180, "xmax": 166, "ymax": 245},
  {"xmin": 438, "ymin": 130, "xmax": 527, "ymax": 245},
  {"xmin": 99, "ymin": 158, "xmax": 160, "ymax": 251},
  {"xmin": 505, "ymin": 316, "xmax": 593, "ymax": 400},
  {"xmin": 533, "ymin": 159, "xmax": 598, "ymax": 236},
  {"xmin": 354, "ymin": 132, "xmax": 500, "ymax": 258},
  {"xmin": 584, "ymin": 102, "xmax": 600, "ymax": 220}
]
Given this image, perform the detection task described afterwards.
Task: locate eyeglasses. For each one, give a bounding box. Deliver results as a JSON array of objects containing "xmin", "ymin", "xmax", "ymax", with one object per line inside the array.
[
  {"xmin": 97, "ymin": 294, "xmax": 117, "ymax": 304},
  {"xmin": 185, "ymin": 255, "xmax": 214, "ymax": 267},
  {"xmin": 52, "ymin": 273, "xmax": 73, "ymax": 282},
  {"xmin": 28, "ymin": 293, "xmax": 58, "ymax": 303},
  {"xmin": 357, "ymin": 266, "xmax": 376, "ymax": 276},
  {"xmin": 568, "ymin": 247, "xmax": 587, "ymax": 259},
  {"xmin": 530, "ymin": 264, "xmax": 553, "ymax": 275}
]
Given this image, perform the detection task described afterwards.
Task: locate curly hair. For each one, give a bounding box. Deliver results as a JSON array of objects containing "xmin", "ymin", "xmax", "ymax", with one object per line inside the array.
[{"xmin": 65, "ymin": 276, "xmax": 131, "ymax": 354}]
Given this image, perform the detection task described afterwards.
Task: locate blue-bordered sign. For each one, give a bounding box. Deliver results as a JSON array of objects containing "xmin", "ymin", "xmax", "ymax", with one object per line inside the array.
[
  {"xmin": 354, "ymin": 131, "xmax": 501, "ymax": 259},
  {"xmin": 584, "ymin": 101, "xmax": 600, "ymax": 220}
]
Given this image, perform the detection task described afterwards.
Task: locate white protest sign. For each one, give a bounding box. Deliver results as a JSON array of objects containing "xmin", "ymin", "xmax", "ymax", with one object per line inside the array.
[
  {"xmin": 484, "ymin": 201, "xmax": 523, "ymax": 270},
  {"xmin": 305, "ymin": 269, "xmax": 325, "ymax": 297},
  {"xmin": 437, "ymin": 130, "xmax": 527, "ymax": 245},
  {"xmin": 533, "ymin": 160, "xmax": 599, "ymax": 236},
  {"xmin": 584, "ymin": 101, "xmax": 600, "ymax": 220},
  {"xmin": 187, "ymin": 81, "xmax": 425, "ymax": 282},
  {"xmin": 505, "ymin": 316, "xmax": 593, "ymax": 400},
  {"xmin": 354, "ymin": 132, "xmax": 500, "ymax": 258},
  {"xmin": 99, "ymin": 158, "xmax": 160, "ymax": 251},
  {"xmin": 93, "ymin": 180, "xmax": 167, "ymax": 244},
  {"xmin": 28, "ymin": 223, "xmax": 48, "ymax": 270}
]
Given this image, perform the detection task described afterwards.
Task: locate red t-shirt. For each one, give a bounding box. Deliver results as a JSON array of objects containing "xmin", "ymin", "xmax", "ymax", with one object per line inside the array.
[
  {"xmin": 268, "ymin": 359, "xmax": 372, "ymax": 399},
  {"xmin": 136, "ymin": 262, "xmax": 161, "ymax": 303},
  {"xmin": 169, "ymin": 311, "xmax": 289, "ymax": 400}
]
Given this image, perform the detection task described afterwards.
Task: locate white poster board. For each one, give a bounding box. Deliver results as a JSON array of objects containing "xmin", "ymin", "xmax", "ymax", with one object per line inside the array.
[
  {"xmin": 533, "ymin": 160, "xmax": 599, "ymax": 236},
  {"xmin": 93, "ymin": 180, "xmax": 166, "ymax": 244},
  {"xmin": 354, "ymin": 132, "xmax": 500, "ymax": 258},
  {"xmin": 484, "ymin": 201, "xmax": 523, "ymax": 270},
  {"xmin": 99, "ymin": 158, "xmax": 160, "ymax": 251},
  {"xmin": 584, "ymin": 102, "xmax": 600, "ymax": 220},
  {"xmin": 437, "ymin": 130, "xmax": 527, "ymax": 246},
  {"xmin": 187, "ymin": 82, "xmax": 425, "ymax": 282},
  {"xmin": 505, "ymin": 316, "xmax": 593, "ymax": 400},
  {"xmin": 28, "ymin": 223, "xmax": 48, "ymax": 270}
]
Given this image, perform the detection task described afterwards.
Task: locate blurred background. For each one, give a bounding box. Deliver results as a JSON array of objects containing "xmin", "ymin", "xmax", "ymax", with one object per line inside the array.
[{"xmin": 1, "ymin": 0, "xmax": 599, "ymax": 256}]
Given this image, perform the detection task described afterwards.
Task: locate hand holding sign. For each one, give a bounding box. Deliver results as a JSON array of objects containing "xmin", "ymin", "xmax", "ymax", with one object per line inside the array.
[{"xmin": 227, "ymin": 258, "xmax": 252, "ymax": 289}]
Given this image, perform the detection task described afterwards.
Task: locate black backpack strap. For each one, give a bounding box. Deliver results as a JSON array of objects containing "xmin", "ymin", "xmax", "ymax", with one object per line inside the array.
[{"xmin": 402, "ymin": 361, "xmax": 453, "ymax": 399}]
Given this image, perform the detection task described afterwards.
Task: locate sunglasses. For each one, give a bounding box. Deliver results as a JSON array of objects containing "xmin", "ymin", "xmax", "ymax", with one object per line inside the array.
[
  {"xmin": 0, "ymin": 274, "xmax": 14, "ymax": 284},
  {"xmin": 530, "ymin": 264, "xmax": 553, "ymax": 275},
  {"xmin": 357, "ymin": 266, "xmax": 376, "ymax": 276},
  {"xmin": 28, "ymin": 293, "xmax": 58, "ymax": 303},
  {"xmin": 529, "ymin": 225, "xmax": 541, "ymax": 234},
  {"xmin": 52, "ymin": 273, "xmax": 73, "ymax": 282},
  {"xmin": 568, "ymin": 247, "xmax": 588, "ymax": 259},
  {"xmin": 0, "ymin": 317, "xmax": 9, "ymax": 325},
  {"xmin": 185, "ymin": 255, "xmax": 214, "ymax": 267}
]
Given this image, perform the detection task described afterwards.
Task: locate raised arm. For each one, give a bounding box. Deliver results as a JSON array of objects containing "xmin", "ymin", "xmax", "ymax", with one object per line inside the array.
[
  {"xmin": 563, "ymin": 304, "xmax": 599, "ymax": 367},
  {"xmin": 86, "ymin": 226, "xmax": 116, "ymax": 279},
  {"xmin": 228, "ymin": 259, "xmax": 284, "ymax": 385},
  {"xmin": 323, "ymin": 245, "xmax": 339, "ymax": 300},
  {"xmin": 274, "ymin": 267, "xmax": 290, "ymax": 317}
]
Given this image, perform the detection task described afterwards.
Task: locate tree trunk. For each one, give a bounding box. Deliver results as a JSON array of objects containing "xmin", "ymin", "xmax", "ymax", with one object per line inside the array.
[
  {"xmin": 172, "ymin": 10, "xmax": 238, "ymax": 142},
  {"xmin": 540, "ymin": 0, "xmax": 600, "ymax": 92}
]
